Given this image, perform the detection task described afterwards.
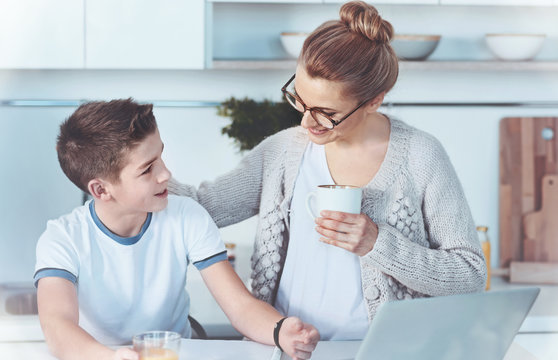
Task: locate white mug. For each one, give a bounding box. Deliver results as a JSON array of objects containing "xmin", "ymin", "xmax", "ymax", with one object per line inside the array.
[{"xmin": 306, "ymin": 185, "xmax": 363, "ymax": 219}]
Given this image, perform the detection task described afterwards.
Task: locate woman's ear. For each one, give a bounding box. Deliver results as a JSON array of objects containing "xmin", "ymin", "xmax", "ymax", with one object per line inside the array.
[
  {"xmin": 87, "ymin": 179, "xmax": 111, "ymax": 201},
  {"xmin": 365, "ymin": 92, "xmax": 385, "ymax": 113}
]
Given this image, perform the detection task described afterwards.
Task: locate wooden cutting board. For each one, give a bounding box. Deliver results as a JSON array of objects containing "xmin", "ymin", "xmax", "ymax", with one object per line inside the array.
[
  {"xmin": 499, "ymin": 117, "xmax": 558, "ymax": 267},
  {"xmin": 523, "ymin": 175, "xmax": 558, "ymax": 262}
]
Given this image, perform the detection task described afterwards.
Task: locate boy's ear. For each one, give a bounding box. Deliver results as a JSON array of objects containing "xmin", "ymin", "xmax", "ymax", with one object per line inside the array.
[
  {"xmin": 87, "ymin": 178, "xmax": 112, "ymax": 201},
  {"xmin": 365, "ymin": 92, "xmax": 385, "ymax": 113}
]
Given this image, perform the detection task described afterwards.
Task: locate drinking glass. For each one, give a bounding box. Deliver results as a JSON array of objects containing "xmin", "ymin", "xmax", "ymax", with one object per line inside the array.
[{"xmin": 133, "ymin": 331, "xmax": 181, "ymax": 360}]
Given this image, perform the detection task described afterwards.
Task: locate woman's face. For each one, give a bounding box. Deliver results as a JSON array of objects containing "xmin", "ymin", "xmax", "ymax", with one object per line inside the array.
[{"xmin": 293, "ymin": 66, "xmax": 369, "ymax": 145}]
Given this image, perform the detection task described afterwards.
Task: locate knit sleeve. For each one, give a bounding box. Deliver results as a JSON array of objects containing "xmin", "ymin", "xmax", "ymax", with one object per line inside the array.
[
  {"xmin": 366, "ymin": 134, "xmax": 487, "ymax": 296},
  {"xmin": 169, "ymin": 129, "xmax": 291, "ymax": 228}
]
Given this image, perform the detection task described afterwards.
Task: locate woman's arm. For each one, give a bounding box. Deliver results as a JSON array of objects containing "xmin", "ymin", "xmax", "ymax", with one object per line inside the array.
[
  {"xmin": 200, "ymin": 261, "xmax": 319, "ymax": 360},
  {"xmin": 315, "ymin": 135, "xmax": 486, "ymax": 296},
  {"xmin": 37, "ymin": 277, "xmax": 138, "ymax": 360},
  {"xmin": 168, "ymin": 132, "xmax": 277, "ymax": 228},
  {"xmin": 366, "ymin": 137, "xmax": 487, "ymax": 296}
]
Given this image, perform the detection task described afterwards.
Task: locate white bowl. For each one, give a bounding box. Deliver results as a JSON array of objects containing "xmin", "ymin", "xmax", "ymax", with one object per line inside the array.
[
  {"xmin": 280, "ymin": 32, "xmax": 308, "ymax": 59},
  {"xmin": 390, "ymin": 34, "xmax": 441, "ymax": 61},
  {"xmin": 485, "ymin": 34, "xmax": 545, "ymax": 61}
]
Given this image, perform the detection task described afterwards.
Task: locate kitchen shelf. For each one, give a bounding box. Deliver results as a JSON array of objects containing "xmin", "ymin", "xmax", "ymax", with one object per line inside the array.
[
  {"xmin": 212, "ymin": 59, "xmax": 296, "ymax": 70},
  {"xmin": 212, "ymin": 59, "xmax": 558, "ymax": 71}
]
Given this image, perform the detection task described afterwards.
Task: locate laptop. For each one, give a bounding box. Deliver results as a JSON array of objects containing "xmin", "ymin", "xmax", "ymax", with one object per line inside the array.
[{"xmin": 354, "ymin": 287, "xmax": 540, "ymax": 360}]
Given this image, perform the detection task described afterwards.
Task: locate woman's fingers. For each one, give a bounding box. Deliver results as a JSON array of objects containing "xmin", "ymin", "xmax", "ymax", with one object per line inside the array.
[
  {"xmin": 319, "ymin": 210, "xmax": 361, "ymax": 224},
  {"xmin": 315, "ymin": 211, "xmax": 378, "ymax": 255},
  {"xmin": 320, "ymin": 237, "xmax": 354, "ymax": 252},
  {"xmin": 315, "ymin": 217, "xmax": 355, "ymax": 234},
  {"xmin": 315, "ymin": 224, "xmax": 352, "ymax": 241}
]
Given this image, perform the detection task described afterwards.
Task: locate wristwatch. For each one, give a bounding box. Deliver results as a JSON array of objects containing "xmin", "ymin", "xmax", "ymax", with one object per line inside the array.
[{"xmin": 273, "ymin": 317, "xmax": 288, "ymax": 352}]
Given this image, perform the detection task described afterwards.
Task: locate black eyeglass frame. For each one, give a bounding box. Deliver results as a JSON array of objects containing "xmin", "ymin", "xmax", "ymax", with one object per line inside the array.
[{"xmin": 281, "ymin": 74, "xmax": 371, "ymax": 130}]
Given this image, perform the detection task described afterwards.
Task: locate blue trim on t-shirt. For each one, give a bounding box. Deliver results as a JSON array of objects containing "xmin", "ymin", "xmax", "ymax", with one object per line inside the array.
[
  {"xmin": 89, "ymin": 200, "xmax": 152, "ymax": 246},
  {"xmin": 33, "ymin": 268, "xmax": 77, "ymax": 288},
  {"xmin": 193, "ymin": 250, "xmax": 228, "ymax": 270}
]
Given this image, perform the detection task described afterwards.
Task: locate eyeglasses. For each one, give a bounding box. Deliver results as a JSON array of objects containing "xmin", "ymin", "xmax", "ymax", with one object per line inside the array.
[{"xmin": 281, "ymin": 74, "xmax": 369, "ymax": 130}]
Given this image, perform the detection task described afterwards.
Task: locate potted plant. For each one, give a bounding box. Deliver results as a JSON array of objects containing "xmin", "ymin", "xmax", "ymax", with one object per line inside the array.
[{"xmin": 218, "ymin": 97, "xmax": 301, "ymax": 151}]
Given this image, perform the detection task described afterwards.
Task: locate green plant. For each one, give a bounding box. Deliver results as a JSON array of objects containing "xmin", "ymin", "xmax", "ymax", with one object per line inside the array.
[{"xmin": 218, "ymin": 97, "xmax": 302, "ymax": 151}]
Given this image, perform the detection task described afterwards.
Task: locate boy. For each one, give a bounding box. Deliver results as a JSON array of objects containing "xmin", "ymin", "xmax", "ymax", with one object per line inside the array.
[{"xmin": 34, "ymin": 99, "xmax": 319, "ymax": 360}]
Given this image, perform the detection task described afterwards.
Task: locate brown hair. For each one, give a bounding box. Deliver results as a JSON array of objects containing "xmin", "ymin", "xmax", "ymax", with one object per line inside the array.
[
  {"xmin": 300, "ymin": 1, "xmax": 398, "ymax": 102},
  {"xmin": 57, "ymin": 98, "xmax": 157, "ymax": 193}
]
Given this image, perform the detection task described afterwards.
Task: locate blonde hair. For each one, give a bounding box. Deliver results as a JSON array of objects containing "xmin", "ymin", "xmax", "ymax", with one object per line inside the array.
[{"xmin": 300, "ymin": 1, "xmax": 398, "ymax": 102}]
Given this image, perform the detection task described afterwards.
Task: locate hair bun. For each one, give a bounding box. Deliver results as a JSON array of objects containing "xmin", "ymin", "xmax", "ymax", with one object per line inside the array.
[{"xmin": 340, "ymin": 1, "xmax": 393, "ymax": 44}]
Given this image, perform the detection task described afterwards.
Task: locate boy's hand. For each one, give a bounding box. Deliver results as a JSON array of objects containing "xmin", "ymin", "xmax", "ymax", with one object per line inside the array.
[
  {"xmin": 279, "ymin": 317, "xmax": 320, "ymax": 360},
  {"xmin": 113, "ymin": 347, "xmax": 139, "ymax": 360}
]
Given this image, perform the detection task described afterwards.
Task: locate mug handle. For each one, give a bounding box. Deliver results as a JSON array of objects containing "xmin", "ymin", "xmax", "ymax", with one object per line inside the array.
[{"xmin": 306, "ymin": 192, "xmax": 318, "ymax": 219}]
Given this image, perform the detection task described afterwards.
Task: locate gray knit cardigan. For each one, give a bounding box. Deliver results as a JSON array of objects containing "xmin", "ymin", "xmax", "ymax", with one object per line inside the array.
[{"xmin": 169, "ymin": 117, "xmax": 487, "ymax": 321}]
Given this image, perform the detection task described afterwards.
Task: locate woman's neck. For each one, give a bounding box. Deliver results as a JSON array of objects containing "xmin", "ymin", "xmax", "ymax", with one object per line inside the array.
[
  {"xmin": 93, "ymin": 201, "xmax": 148, "ymax": 238},
  {"xmin": 329, "ymin": 112, "xmax": 390, "ymax": 150}
]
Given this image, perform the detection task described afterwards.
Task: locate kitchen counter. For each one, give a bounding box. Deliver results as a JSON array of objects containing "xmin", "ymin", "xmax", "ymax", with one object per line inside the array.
[
  {"xmin": 1, "ymin": 273, "xmax": 557, "ymax": 342},
  {"xmin": 0, "ymin": 337, "xmax": 556, "ymax": 360},
  {"xmin": 490, "ymin": 275, "xmax": 558, "ymax": 333},
  {"xmin": 186, "ymin": 273, "xmax": 558, "ymax": 338}
]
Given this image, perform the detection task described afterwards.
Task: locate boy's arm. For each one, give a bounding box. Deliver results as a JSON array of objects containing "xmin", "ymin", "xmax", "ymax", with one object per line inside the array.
[
  {"xmin": 200, "ymin": 261, "xmax": 320, "ymax": 360},
  {"xmin": 37, "ymin": 277, "xmax": 138, "ymax": 360}
]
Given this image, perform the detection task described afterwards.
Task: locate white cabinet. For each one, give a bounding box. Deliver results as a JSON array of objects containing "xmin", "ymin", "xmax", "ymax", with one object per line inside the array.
[
  {"xmin": 210, "ymin": 0, "xmax": 321, "ymax": 3},
  {"xmin": 85, "ymin": 0, "xmax": 206, "ymax": 69},
  {"xmin": 324, "ymin": 0, "xmax": 438, "ymax": 4},
  {"xmin": 0, "ymin": 0, "xmax": 84, "ymax": 69},
  {"xmin": 440, "ymin": 0, "xmax": 552, "ymax": 5},
  {"xmin": 215, "ymin": 0, "xmax": 438, "ymax": 3}
]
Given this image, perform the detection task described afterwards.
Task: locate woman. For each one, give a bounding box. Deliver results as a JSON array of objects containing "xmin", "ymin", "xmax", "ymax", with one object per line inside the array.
[{"xmin": 170, "ymin": 1, "xmax": 486, "ymax": 341}]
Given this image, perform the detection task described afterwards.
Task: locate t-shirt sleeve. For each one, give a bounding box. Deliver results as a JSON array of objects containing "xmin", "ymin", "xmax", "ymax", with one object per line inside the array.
[
  {"xmin": 34, "ymin": 220, "xmax": 79, "ymax": 288},
  {"xmin": 182, "ymin": 199, "xmax": 227, "ymax": 271}
]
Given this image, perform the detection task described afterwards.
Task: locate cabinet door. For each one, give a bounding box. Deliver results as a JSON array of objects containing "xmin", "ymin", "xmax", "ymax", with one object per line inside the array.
[
  {"xmin": 86, "ymin": 0, "xmax": 205, "ymax": 69},
  {"xmin": 210, "ymin": 0, "xmax": 321, "ymax": 3},
  {"xmin": 0, "ymin": 0, "xmax": 84, "ymax": 69},
  {"xmin": 324, "ymin": 0, "xmax": 439, "ymax": 4},
  {"xmin": 440, "ymin": 0, "xmax": 552, "ymax": 5}
]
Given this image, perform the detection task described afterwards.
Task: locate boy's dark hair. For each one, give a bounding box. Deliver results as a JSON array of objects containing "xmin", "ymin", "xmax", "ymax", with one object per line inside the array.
[{"xmin": 57, "ymin": 98, "xmax": 157, "ymax": 193}]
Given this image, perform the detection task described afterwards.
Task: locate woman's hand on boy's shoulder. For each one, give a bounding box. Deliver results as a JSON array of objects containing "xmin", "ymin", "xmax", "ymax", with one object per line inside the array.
[
  {"xmin": 279, "ymin": 317, "xmax": 320, "ymax": 360},
  {"xmin": 113, "ymin": 347, "xmax": 139, "ymax": 360}
]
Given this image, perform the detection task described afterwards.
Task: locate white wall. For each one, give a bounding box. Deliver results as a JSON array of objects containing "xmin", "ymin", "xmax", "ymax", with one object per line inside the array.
[{"xmin": 2, "ymin": 3, "xmax": 558, "ymax": 283}]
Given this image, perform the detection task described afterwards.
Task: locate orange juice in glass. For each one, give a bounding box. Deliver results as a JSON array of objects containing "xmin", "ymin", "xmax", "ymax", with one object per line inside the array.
[{"xmin": 133, "ymin": 331, "xmax": 181, "ymax": 360}]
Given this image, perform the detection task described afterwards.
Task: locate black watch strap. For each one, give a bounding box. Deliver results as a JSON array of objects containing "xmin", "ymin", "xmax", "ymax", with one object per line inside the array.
[{"xmin": 273, "ymin": 317, "xmax": 288, "ymax": 352}]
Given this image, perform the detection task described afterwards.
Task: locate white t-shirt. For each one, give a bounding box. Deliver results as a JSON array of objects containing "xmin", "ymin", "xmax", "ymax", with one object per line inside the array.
[
  {"xmin": 34, "ymin": 195, "xmax": 227, "ymax": 345},
  {"xmin": 275, "ymin": 142, "xmax": 369, "ymax": 340}
]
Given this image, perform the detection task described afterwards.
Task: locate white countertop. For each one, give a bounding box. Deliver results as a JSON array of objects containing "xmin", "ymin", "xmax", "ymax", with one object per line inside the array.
[
  {"xmin": 0, "ymin": 336, "xmax": 557, "ymax": 360},
  {"xmin": 185, "ymin": 273, "xmax": 558, "ymax": 338},
  {"xmin": 1, "ymin": 274, "xmax": 557, "ymax": 342}
]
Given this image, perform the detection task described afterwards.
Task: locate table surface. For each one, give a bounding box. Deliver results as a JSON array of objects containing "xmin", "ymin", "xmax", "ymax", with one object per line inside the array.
[{"xmin": 1, "ymin": 336, "xmax": 557, "ymax": 360}]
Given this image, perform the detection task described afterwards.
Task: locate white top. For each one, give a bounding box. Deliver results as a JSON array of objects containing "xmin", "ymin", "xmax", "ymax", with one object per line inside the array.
[
  {"xmin": 34, "ymin": 195, "xmax": 227, "ymax": 345},
  {"xmin": 275, "ymin": 142, "xmax": 369, "ymax": 340}
]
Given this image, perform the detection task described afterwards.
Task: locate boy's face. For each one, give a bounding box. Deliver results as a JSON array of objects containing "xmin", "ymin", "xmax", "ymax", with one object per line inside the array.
[{"xmin": 105, "ymin": 129, "xmax": 171, "ymax": 214}]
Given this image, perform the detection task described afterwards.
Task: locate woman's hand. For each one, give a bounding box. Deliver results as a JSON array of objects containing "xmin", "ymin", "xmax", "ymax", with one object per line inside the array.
[
  {"xmin": 279, "ymin": 317, "xmax": 320, "ymax": 360},
  {"xmin": 315, "ymin": 210, "xmax": 379, "ymax": 256}
]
